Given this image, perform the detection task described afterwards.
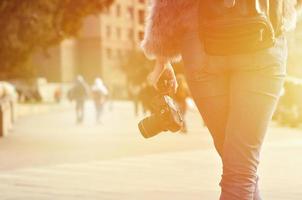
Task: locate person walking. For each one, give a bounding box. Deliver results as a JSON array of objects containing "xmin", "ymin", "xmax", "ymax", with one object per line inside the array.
[
  {"xmin": 91, "ymin": 78, "xmax": 108, "ymax": 123},
  {"xmin": 128, "ymin": 83, "xmax": 142, "ymax": 116},
  {"xmin": 69, "ymin": 75, "xmax": 89, "ymax": 124},
  {"xmin": 141, "ymin": 0, "xmax": 301, "ymax": 199}
]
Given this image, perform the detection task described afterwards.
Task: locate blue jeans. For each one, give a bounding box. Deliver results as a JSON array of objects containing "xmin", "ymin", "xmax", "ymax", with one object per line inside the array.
[{"xmin": 181, "ymin": 33, "xmax": 287, "ymax": 200}]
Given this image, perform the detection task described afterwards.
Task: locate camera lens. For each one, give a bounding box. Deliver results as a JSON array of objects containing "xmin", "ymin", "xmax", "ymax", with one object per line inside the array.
[{"xmin": 138, "ymin": 115, "xmax": 164, "ymax": 138}]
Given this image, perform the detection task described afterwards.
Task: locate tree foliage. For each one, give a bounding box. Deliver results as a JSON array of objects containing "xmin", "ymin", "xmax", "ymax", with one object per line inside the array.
[
  {"xmin": 0, "ymin": 0, "xmax": 113, "ymax": 78},
  {"xmin": 120, "ymin": 51, "xmax": 154, "ymax": 86}
]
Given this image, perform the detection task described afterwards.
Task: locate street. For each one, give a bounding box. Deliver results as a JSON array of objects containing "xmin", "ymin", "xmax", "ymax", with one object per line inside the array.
[{"xmin": 0, "ymin": 101, "xmax": 301, "ymax": 200}]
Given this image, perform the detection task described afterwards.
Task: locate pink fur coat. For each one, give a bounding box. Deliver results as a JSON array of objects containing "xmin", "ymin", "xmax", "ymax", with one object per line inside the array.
[{"xmin": 141, "ymin": 0, "xmax": 301, "ymax": 62}]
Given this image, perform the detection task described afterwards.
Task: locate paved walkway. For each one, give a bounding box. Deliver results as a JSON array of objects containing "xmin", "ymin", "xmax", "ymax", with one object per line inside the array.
[{"xmin": 0, "ymin": 101, "xmax": 301, "ymax": 200}]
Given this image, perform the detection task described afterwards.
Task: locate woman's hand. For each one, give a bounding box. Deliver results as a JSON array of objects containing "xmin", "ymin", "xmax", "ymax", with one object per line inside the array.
[{"xmin": 147, "ymin": 59, "xmax": 178, "ymax": 93}]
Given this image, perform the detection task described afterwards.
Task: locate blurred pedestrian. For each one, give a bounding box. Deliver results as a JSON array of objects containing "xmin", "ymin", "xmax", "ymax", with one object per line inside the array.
[
  {"xmin": 139, "ymin": 82, "xmax": 157, "ymax": 114},
  {"xmin": 92, "ymin": 78, "xmax": 108, "ymax": 123},
  {"xmin": 68, "ymin": 75, "xmax": 89, "ymax": 124},
  {"xmin": 128, "ymin": 83, "xmax": 141, "ymax": 116},
  {"xmin": 54, "ymin": 86, "xmax": 62, "ymax": 103}
]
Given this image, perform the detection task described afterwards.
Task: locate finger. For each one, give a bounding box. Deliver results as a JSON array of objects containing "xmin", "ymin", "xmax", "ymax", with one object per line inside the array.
[
  {"xmin": 167, "ymin": 79, "xmax": 177, "ymax": 94},
  {"xmin": 172, "ymin": 81, "xmax": 178, "ymax": 94},
  {"xmin": 149, "ymin": 68, "xmax": 165, "ymax": 89},
  {"xmin": 174, "ymin": 82, "xmax": 179, "ymax": 93},
  {"xmin": 147, "ymin": 72, "xmax": 159, "ymax": 90}
]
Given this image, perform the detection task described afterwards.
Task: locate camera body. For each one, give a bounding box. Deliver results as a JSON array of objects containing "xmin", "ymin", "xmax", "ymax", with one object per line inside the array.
[{"xmin": 138, "ymin": 94, "xmax": 183, "ymax": 138}]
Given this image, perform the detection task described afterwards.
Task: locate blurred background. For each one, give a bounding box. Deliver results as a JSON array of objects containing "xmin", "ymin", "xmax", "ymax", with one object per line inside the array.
[{"xmin": 0, "ymin": 1, "xmax": 302, "ymax": 200}]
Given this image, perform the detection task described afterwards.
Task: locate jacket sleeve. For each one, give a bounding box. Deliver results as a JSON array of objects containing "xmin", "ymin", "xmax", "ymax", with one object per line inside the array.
[{"xmin": 141, "ymin": 0, "xmax": 199, "ymax": 62}]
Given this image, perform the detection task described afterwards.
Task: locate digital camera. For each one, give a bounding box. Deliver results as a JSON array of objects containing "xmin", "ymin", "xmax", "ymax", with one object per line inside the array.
[{"xmin": 138, "ymin": 94, "xmax": 183, "ymax": 138}]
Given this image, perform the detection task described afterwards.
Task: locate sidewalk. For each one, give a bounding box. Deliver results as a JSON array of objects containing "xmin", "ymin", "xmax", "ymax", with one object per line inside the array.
[
  {"xmin": 16, "ymin": 100, "xmax": 72, "ymax": 118},
  {"xmin": 0, "ymin": 101, "xmax": 301, "ymax": 200}
]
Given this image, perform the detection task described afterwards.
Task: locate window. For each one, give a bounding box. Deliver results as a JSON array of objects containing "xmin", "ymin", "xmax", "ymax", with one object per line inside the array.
[
  {"xmin": 128, "ymin": 28, "xmax": 134, "ymax": 40},
  {"xmin": 138, "ymin": 10, "xmax": 145, "ymax": 25},
  {"xmin": 127, "ymin": 6, "xmax": 134, "ymax": 19},
  {"xmin": 106, "ymin": 48, "xmax": 112, "ymax": 59},
  {"xmin": 139, "ymin": 31, "xmax": 144, "ymax": 41},
  {"xmin": 106, "ymin": 26, "xmax": 111, "ymax": 38},
  {"xmin": 116, "ymin": 27, "xmax": 121, "ymax": 40},
  {"xmin": 116, "ymin": 4, "xmax": 121, "ymax": 17}
]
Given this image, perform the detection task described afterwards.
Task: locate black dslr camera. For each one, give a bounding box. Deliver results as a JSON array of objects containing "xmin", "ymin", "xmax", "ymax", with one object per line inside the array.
[{"xmin": 138, "ymin": 71, "xmax": 183, "ymax": 138}]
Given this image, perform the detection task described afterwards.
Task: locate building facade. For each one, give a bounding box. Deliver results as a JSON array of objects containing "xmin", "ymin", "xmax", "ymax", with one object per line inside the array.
[
  {"xmin": 36, "ymin": 0, "xmax": 148, "ymax": 91},
  {"xmin": 98, "ymin": 0, "xmax": 147, "ymax": 88}
]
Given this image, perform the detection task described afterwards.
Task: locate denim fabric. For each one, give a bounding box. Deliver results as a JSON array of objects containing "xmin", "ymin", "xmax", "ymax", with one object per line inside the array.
[{"xmin": 181, "ymin": 33, "xmax": 287, "ymax": 200}]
